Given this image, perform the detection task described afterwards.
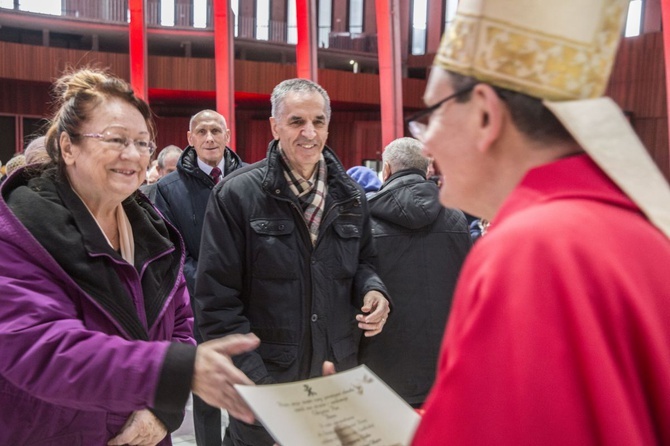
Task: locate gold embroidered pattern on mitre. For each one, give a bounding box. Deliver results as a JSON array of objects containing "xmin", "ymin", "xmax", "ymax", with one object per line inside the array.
[{"xmin": 435, "ymin": 1, "xmax": 627, "ymax": 101}]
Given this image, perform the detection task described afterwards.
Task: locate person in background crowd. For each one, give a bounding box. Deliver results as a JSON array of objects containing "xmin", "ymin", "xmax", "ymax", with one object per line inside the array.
[
  {"xmin": 346, "ymin": 165, "xmax": 382, "ymax": 199},
  {"xmin": 146, "ymin": 159, "xmax": 160, "ymax": 184},
  {"xmin": 141, "ymin": 145, "xmax": 183, "ymax": 203},
  {"xmin": 359, "ymin": 137, "xmax": 471, "ymax": 407},
  {"xmin": 195, "ymin": 78, "xmax": 391, "ymax": 446},
  {"xmin": 425, "ymin": 158, "xmax": 441, "ymax": 186},
  {"xmin": 4, "ymin": 154, "xmax": 26, "ymax": 178},
  {"xmin": 24, "ymin": 136, "xmax": 51, "ymax": 165},
  {"xmin": 155, "ymin": 109, "xmax": 245, "ymax": 446},
  {"xmin": 405, "ymin": 0, "xmax": 670, "ymax": 444},
  {"xmin": 0, "ymin": 68, "xmax": 259, "ymax": 446}
]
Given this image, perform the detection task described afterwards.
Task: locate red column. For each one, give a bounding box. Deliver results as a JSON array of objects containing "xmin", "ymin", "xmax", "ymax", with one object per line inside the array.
[
  {"xmin": 296, "ymin": 0, "xmax": 318, "ymax": 81},
  {"xmin": 375, "ymin": 0, "xmax": 403, "ymax": 148},
  {"xmin": 214, "ymin": 0, "xmax": 237, "ymax": 151},
  {"xmin": 662, "ymin": 0, "xmax": 670, "ymax": 171},
  {"xmin": 128, "ymin": 0, "xmax": 148, "ymax": 101}
]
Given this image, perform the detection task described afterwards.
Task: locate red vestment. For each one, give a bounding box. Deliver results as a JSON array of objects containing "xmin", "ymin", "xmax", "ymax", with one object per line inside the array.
[{"xmin": 413, "ymin": 155, "xmax": 670, "ymax": 445}]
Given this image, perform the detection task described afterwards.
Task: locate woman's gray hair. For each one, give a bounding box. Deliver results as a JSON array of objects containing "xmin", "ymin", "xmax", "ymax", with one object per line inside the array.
[{"xmin": 271, "ymin": 78, "xmax": 331, "ymax": 121}]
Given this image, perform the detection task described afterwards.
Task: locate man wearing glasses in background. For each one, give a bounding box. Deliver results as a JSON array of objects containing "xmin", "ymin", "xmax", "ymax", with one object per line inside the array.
[{"xmin": 406, "ymin": 0, "xmax": 670, "ymax": 444}]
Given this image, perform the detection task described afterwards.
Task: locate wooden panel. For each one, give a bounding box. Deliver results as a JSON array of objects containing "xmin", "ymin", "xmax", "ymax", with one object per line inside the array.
[
  {"xmin": 149, "ymin": 56, "xmax": 217, "ymax": 90},
  {"xmin": 0, "ymin": 42, "xmax": 426, "ymax": 108},
  {"xmin": 607, "ymin": 32, "xmax": 669, "ymax": 179},
  {"xmin": 235, "ymin": 60, "xmax": 297, "ymax": 93},
  {"xmin": 271, "ymin": 0, "xmax": 288, "ymax": 23},
  {"xmin": 241, "ymin": 119, "xmax": 274, "ymax": 163},
  {"xmin": 0, "ymin": 79, "xmax": 51, "ymax": 116},
  {"xmin": 364, "ymin": 0, "xmax": 377, "ymax": 32},
  {"xmin": 327, "ymin": 110, "xmax": 381, "ymax": 168},
  {"xmin": 154, "ymin": 116, "xmax": 190, "ymax": 151},
  {"xmin": 331, "ymin": 0, "xmax": 348, "ymax": 32},
  {"xmin": 353, "ymin": 120, "xmax": 382, "ymax": 164},
  {"xmin": 0, "ymin": 42, "xmax": 130, "ymax": 82}
]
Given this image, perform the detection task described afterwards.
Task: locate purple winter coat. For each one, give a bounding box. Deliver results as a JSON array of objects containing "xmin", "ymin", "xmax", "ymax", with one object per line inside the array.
[{"xmin": 0, "ymin": 168, "xmax": 196, "ymax": 445}]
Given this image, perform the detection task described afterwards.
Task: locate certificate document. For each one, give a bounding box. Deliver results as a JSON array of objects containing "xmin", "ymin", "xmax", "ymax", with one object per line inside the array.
[{"xmin": 235, "ymin": 365, "xmax": 421, "ymax": 446}]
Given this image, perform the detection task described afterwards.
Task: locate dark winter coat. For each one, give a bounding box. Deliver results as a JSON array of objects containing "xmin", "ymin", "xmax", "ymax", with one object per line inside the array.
[
  {"xmin": 155, "ymin": 145, "xmax": 244, "ymax": 295},
  {"xmin": 359, "ymin": 168, "xmax": 471, "ymax": 406},
  {"xmin": 0, "ymin": 167, "xmax": 196, "ymax": 445},
  {"xmin": 196, "ymin": 140, "xmax": 389, "ymax": 382}
]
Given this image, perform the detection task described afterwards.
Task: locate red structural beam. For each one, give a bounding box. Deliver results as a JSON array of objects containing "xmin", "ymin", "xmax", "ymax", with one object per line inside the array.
[
  {"xmin": 128, "ymin": 0, "xmax": 148, "ymax": 101},
  {"xmin": 663, "ymin": 0, "xmax": 670, "ymax": 171},
  {"xmin": 296, "ymin": 0, "xmax": 318, "ymax": 81},
  {"xmin": 375, "ymin": 0, "xmax": 404, "ymax": 148},
  {"xmin": 213, "ymin": 0, "xmax": 237, "ymax": 151}
]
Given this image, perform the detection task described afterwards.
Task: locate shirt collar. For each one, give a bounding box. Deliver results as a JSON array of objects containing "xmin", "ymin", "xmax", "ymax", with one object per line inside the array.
[{"xmin": 197, "ymin": 156, "xmax": 225, "ymax": 176}]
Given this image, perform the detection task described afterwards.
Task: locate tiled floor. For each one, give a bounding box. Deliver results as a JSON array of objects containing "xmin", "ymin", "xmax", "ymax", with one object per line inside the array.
[{"xmin": 171, "ymin": 394, "xmax": 229, "ymax": 446}]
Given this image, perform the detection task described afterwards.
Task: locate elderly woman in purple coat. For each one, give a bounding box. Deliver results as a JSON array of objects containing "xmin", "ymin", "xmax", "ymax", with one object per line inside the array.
[{"xmin": 0, "ymin": 68, "xmax": 258, "ymax": 446}]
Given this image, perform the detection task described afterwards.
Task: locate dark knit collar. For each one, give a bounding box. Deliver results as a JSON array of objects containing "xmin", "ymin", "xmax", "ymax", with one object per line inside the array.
[{"xmin": 5, "ymin": 168, "xmax": 181, "ymax": 339}]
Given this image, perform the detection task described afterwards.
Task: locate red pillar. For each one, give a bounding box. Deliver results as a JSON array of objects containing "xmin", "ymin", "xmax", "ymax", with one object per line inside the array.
[
  {"xmin": 375, "ymin": 0, "xmax": 403, "ymax": 148},
  {"xmin": 662, "ymin": 0, "xmax": 670, "ymax": 171},
  {"xmin": 296, "ymin": 0, "xmax": 318, "ymax": 81},
  {"xmin": 129, "ymin": 0, "xmax": 148, "ymax": 101},
  {"xmin": 214, "ymin": 0, "xmax": 237, "ymax": 151}
]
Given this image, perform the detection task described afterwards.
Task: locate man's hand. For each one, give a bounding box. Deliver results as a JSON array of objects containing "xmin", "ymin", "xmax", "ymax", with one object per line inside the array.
[
  {"xmin": 322, "ymin": 361, "xmax": 336, "ymax": 376},
  {"xmin": 356, "ymin": 290, "xmax": 390, "ymax": 337},
  {"xmin": 107, "ymin": 409, "xmax": 166, "ymax": 446},
  {"xmin": 192, "ymin": 333, "xmax": 260, "ymax": 424}
]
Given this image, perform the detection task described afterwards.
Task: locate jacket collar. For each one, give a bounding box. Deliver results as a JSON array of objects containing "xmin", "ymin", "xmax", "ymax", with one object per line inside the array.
[
  {"xmin": 4, "ymin": 167, "xmax": 181, "ymax": 339},
  {"xmin": 261, "ymin": 139, "xmax": 361, "ymax": 203},
  {"xmin": 178, "ymin": 145, "xmax": 244, "ymax": 180},
  {"xmin": 377, "ymin": 168, "xmax": 427, "ymax": 193},
  {"xmin": 493, "ymin": 154, "xmax": 641, "ymax": 229}
]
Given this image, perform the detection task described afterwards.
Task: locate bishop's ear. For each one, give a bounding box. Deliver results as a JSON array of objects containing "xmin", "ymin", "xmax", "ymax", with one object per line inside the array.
[{"xmin": 472, "ymin": 84, "xmax": 505, "ymax": 153}]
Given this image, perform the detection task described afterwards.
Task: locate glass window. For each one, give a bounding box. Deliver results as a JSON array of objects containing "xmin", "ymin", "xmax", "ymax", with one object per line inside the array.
[
  {"xmin": 22, "ymin": 118, "xmax": 49, "ymax": 148},
  {"xmin": 349, "ymin": 0, "xmax": 363, "ymax": 34},
  {"xmin": 625, "ymin": 0, "xmax": 643, "ymax": 37},
  {"xmin": 411, "ymin": 0, "xmax": 427, "ymax": 55},
  {"xmin": 287, "ymin": 0, "xmax": 297, "ymax": 44},
  {"xmin": 0, "ymin": 116, "xmax": 17, "ymax": 166},
  {"xmin": 318, "ymin": 0, "xmax": 331, "ymax": 48},
  {"xmin": 256, "ymin": 0, "xmax": 270, "ymax": 40},
  {"xmin": 231, "ymin": 0, "xmax": 239, "ymax": 36},
  {"xmin": 18, "ymin": 0, "xmax": 60, "ymax": 15},
  {"xmin": 161, "ymin": 0, "xmax": 176, "ymax": 26},
  {"xmin": 193, "ymin": 0, "xmax": 208, "ymax": 28},
  {"xmin": 443, "ymin": 0, "xmax": 457, "ymax": 33},
  {"xmin": 0, "ymin": 0, "xmax": 14, "ymax": 9}
]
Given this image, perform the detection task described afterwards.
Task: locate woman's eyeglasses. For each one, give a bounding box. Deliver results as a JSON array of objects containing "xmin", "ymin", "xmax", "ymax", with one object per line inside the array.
[{"xmin": 79, "ymin": 130, "xmax": 157, "ymax": 156}]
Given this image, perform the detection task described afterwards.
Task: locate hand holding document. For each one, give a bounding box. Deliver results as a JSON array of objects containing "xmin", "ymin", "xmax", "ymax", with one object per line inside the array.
[{"xmin": 235, "ymin": 365, "xmax": 421, "ymax": 446}]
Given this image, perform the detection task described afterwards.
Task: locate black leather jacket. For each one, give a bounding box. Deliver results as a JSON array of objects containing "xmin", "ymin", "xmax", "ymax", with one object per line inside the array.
[{"xmin": 195, "ymin": 140, "xmax": 389, "ymax": 385}]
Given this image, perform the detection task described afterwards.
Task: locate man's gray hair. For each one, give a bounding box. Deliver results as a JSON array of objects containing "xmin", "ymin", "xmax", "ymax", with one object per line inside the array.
[
  {"xmin": 271, "ymin": 78, "xmax": 331, "ymax": 121},
  {"xmin": 157, "ymin": 145, "xmax": 183, "ymax": 169},
  {"xmin": 382, "ymin": 137, "xmax": 429, "ymax": 173},
  {"xmin": 189, "ymin": 109, "xmax": 227, "ymax": 131}
]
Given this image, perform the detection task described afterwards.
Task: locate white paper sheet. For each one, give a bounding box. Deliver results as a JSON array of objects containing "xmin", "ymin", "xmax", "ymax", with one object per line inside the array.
[{"xmin": 234, "ymin": 365, "xmax": 421, "ymax": 446}]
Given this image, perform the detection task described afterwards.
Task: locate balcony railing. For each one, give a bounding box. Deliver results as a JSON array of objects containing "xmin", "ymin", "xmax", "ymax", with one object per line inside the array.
[{"xmin": 6, "ymin": 1, "xmax": 377, "ymax": 53}]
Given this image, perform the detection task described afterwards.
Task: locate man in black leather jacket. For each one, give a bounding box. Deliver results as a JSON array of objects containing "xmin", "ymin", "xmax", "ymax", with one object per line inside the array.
[
  {"xmin": 155, "ymin": 109, "xmax": 245, "ymax": 446},
  {"xmin": 195, "ymin": 79, "xmax": 391, "ymax": 446},
  {"xmin": 359, "ymin": 137, "xmax": 471, "ymax": 408}
]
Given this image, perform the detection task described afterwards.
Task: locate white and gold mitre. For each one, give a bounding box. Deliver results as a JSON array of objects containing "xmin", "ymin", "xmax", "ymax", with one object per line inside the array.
[
  {"xmin": 435, "ymin": 0, "xmax": 629, "ymax": 101},
  {"xmin": 434, "ymin": 0, "xmax": 670, "ymax": 238}
]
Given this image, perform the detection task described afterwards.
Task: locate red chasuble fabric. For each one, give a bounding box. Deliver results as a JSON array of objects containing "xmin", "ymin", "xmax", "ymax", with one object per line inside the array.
[{"xmin": 412, "ymin": 154, "xmax": 670, "ymax": 445}]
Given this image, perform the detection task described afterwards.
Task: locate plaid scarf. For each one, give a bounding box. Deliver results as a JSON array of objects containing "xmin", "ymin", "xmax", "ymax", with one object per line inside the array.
[{"xmin": 279, "ymin": 147, "xmax": 327, "ymax": 246}]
